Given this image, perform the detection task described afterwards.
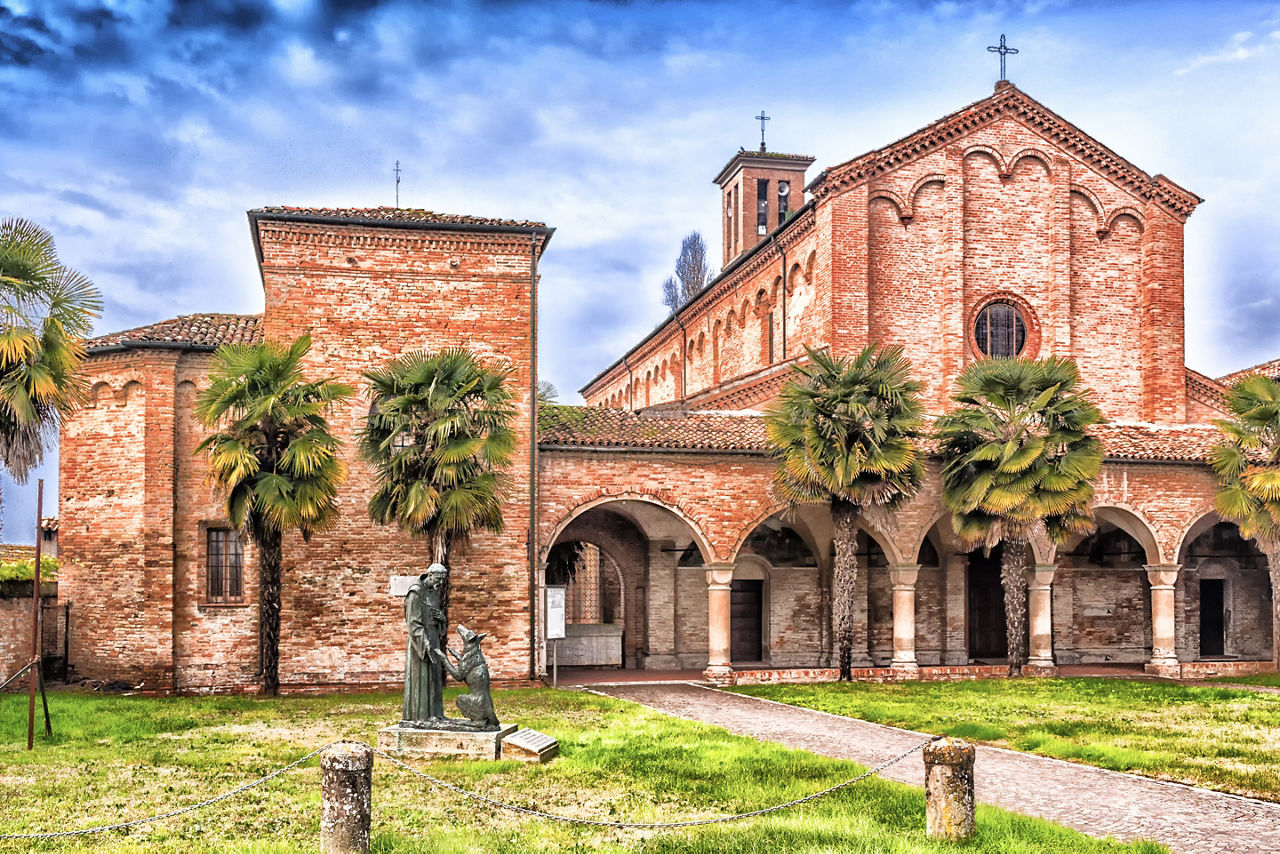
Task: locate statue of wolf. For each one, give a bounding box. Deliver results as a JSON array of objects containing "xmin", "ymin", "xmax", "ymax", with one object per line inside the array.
[{"xmin": 432, "ymin": 625, "xmax": 500, "ymax": 730}]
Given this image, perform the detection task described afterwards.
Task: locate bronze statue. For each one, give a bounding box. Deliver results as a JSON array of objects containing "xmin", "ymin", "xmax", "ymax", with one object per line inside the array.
[
  {"xmin": 401, "ymin": 563, "xmax": 448, "ymax": 725},
  {"xmin": 399, "ymin": 564, "xmax": 501, "ymax": 732},
  {"xmin": 432, "ymin": 625, "xmax": 499, "ymax": 729}
]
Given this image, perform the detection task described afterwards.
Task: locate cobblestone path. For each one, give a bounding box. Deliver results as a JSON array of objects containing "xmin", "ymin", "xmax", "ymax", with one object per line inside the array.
[{"xmin": 590, "ymin": 682, "xmax": 1280, "ymax": 854}]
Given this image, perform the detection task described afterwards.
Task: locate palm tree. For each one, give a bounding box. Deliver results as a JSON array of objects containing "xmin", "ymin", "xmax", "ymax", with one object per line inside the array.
[
  {"xmin": 0, "ymin": 217, "xmax": 101, "ymax": 480},
  {"xmin": 764, "ymin": 344, "xmax": 925, "ymax": 680},
  {"xmin": 357, "ymin": 347, "xmax": 517, "ymax": 617},
  {"xmin": 935, "ymin": 357, "xmax": 1103, "ymax": 675},
  {"xmin": 195, "ymin": 335, "xmax": 353, "ymax": 695},
  {"xmin": 1209, "ymin": 374, "xmax": 1280, "ymax": 667}
]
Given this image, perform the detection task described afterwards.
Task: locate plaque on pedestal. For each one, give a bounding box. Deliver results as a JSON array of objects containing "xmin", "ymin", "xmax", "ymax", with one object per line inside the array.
[{"xmin": 501, "ymin": 727, "xmax": 559, "ymax": 763}]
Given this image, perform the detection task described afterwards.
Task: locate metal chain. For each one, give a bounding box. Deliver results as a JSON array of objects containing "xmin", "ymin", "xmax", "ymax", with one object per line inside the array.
[
  {"xmin": 0, "ymin": 659, "xmax": 37, "ymax": 693},
  {"xmin": 370, "ymin": 736, "xmax": 937, "ymax": 829},
  {"xmin": 0, "ymin": 740, "xmax": 346, "ymax": 840},
  {"xmin": 0, "ymin": 734, "xmax": 938, "ymax": 838}
]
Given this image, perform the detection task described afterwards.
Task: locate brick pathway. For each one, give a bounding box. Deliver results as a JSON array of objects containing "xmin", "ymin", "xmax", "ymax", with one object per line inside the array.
[{"xmin": 590, "ymin": 682, "xmax": 1280, "ymax": 854}]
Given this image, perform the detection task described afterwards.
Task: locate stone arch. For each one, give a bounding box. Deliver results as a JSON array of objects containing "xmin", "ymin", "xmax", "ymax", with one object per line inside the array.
[
  {"xmin": 910, "ymin": 174, "xmax": 946, "ymax": 209},
  {"xmin": 1009, "ymin": 148, "xmax": 1054, "ymax": 177},
  {"xmin": 905, "ymin": 507, "xmax": 951, "ymax": 564},
  {"xmin": 87, "ymin": 380, "xmax": 114, "ymax": 408},
  {"xmin": 728, "ymin": 502, "xmax": 902, "ymax": 565},
  {"xmin": 119, "ymin": 380, "xmax": 144, "ymax": 406},
  {"xmin": 1174, "ymin": 507, "xmax": 1229, "ymax": 564},
  {"xmin": 1092, "ymin": 505, "xmax": 1163, "ymax": 565},
  {"xmin": 868, "ymin": 188, "xmax": 908, "ymax": 222},
  {"xmin": 962, "ymin": 145, "xmax": 1007, "ymax": 175},
  {"xmin": 1069, "ymin": 186, "xmax": 1105, "ymax": 232},
  {"xmin": 542, "ymin": 493, "xmax": 717, "ymax": 565},
  {"xmin": 734, "ymin": 552, "xmax": 772, "ymax": 580},
  {"xmin": 787, "ymin": 261, "xmax": 805, "ymax": 292},
  {"xmin": 1104, "ymin": 207, "xmax": 1145, "ymax": 235}
]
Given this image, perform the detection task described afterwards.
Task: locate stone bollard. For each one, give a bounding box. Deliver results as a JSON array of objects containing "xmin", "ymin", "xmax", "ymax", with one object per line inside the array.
[
  {"xmin": 923, "ymin": 737, "xmax": 976, "ymax": 841},
  {"xmin": 321, "ymin": 743, "xmax": 373, "ymax": 854}
]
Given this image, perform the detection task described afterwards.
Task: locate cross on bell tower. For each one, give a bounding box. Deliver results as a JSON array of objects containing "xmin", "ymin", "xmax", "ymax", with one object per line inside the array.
[
  {"xmin": 987, "ymin": 34, "xmax": 1018, "ymax": 81},
  {"xmin": 756, "ymin": 110, "xmax": 770, "ymax": 153}
]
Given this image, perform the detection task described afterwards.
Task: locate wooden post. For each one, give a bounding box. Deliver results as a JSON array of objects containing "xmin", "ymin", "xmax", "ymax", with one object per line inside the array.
[
  {"xmin": 923, "ymin": 737, "xmax": 976, "ymax": 840},
  {"xmin": 27, "ymin": 480, "xmax": 43, "ymax": 750},
  {"xmin": 320, "ymin": 743, "xmax": 373, "ymax": 854}
]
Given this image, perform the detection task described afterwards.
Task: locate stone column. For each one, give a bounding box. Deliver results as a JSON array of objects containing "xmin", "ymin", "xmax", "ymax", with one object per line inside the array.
[
  {"xmin": 704, "ymin": 564, "xmax": 735, "ymax": 684},
  {"xmin": 889, "ymin": 565, "xmax": 920, "ymax": 675},
  {"xmin": 1025, "ymin": 564, "xmax": 1057, "ymax": 676},
  {"xmin": 1145, "ymin": 564, "xmax": 1182, "ymax": 677}
]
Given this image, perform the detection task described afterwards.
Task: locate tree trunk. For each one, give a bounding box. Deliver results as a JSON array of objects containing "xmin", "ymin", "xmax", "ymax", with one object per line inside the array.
[
  {"xmin": 1267, "ymin": 548, "xmax": 1280, "ymax": 671},
  {"xmin": 832, "ymin": 499, "xmax": 861, "ymax": 681},
  {"xmin": 259, "ymin": 527, "xmax": 283, "ymax": 696},
  {"xmin": 1001, "ymin": 540, "xmax": 1029, "ymax": 677},
  {"xmin": 435, "ymin": 533, "xmax": 451, "ymax": 632}
]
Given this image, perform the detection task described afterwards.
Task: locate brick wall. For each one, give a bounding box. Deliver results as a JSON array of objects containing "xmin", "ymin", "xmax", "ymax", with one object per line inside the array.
[
  {"xmin": 587, "ymin": 111, "xmax": 1191, "ymax": 427},
  {"xmin": 257, "ymin": 219, "xmax": 544, "ymax": 688},
  {"xmin": 60, "ymin": 352, "xmax": 173, "ymax": 687}
]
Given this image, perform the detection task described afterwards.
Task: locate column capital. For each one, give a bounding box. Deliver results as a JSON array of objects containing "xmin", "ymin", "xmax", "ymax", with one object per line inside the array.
[
  {"xmin": 1145, "ymin": 564, "xmax": 1181, "ymax": 589},
  {"xmin": 705, "ymin": 564, "xmax": 734, "ymax": 589},
  {"xmin": 1029, "ymin": 563, "xmax": 1057, "ymax": 589},
  {"xmin": 889, "ymin": 564, "xmax": 920, "ymax": 588}
]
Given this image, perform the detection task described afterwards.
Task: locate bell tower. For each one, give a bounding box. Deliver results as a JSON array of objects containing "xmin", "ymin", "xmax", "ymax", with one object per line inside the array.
[{"xmin": 713, "ymin": 143, "xmax": 814, "ymax": 268}]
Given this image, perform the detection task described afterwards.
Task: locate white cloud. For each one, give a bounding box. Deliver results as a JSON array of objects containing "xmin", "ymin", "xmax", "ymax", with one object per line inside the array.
[{"xmin": 1176, "ymin": 30, "xmax": 1275, "ymax": 74}]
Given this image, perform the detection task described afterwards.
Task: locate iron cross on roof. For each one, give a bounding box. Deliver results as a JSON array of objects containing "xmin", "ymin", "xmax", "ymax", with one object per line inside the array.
[
  {"xmin": 756, "ymin": 110, "xmax": 770, "ymax": 152},
  {"xmin": 987, "ymin": 34, "xmax": 1018, "ymax": 81}
]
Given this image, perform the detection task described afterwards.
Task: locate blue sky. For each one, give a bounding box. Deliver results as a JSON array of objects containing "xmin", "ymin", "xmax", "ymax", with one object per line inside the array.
[{"xmin": 2, "ymin": 0, "xmax": 1279, "ymax": 540}]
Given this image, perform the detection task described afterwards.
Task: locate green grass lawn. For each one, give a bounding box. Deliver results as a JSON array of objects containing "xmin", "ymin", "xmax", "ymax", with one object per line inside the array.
[
  {"xmin": 1209, "ymin": 672, "xmax": 1280, "ymax": 687},
  {"xmin": 733, "ymin": 678, "xmax": 1280, "ymax": 801},
  {"xmin": 0, "ymin": 687, "xmax": 1162, "ymax": 853}
]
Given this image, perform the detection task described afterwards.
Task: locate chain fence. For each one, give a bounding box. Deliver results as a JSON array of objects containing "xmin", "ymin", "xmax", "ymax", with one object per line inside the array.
[{"xmin": 0, "ymin": 735, "xmax": 937, "ymax": 840}]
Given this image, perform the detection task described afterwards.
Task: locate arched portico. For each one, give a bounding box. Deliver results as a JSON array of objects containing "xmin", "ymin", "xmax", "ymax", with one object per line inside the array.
[
  {"xmin": 542, "ymin": 496, "xmax": 720, "ymax": 674},
  {"xmin": 1176, "ymin": 514, "xmax": 1273, "ymax": 666}
]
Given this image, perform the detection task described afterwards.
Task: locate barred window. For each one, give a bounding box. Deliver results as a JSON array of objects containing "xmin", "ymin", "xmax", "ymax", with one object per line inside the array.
[
  {"xmin": 974, "ymin": 301, "xmax": 1026, "ymax": 357},
  {"xmin": 206, "ymin": 528, "xmax": 244, "ymax": 603}
]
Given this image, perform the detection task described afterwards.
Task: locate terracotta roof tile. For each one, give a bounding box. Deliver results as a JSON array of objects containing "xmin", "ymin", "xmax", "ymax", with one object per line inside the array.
[
  {"xmin": 88, "ymin": 313, "xmax": 263, "ymax": 352},
  {"xmin": 1092, "ymin": 422, "xmax": 1222, "ymax": 463},
  {"xmin": 1218, "ymin": 357, "xmax": 1280, "ymax": 387},
  {"xmin": 250, "ymin": 206, "xmax": 546, "ymax": 229},
  {"xmin": 538, "ymin": 405, "xmax": 769, "ymax": 452},
  {"xmin": 540, "ymin": 406, "xmax": 1225, "ymax": 464}
]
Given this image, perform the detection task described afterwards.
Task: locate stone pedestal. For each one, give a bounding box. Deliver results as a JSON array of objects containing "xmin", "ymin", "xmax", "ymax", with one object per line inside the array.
[{"xmin": 377, "ymin": 724, "xmax": 517, "ymax": 760}]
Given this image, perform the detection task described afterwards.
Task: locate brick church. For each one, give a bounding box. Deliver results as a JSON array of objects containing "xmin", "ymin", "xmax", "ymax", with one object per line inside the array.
[{"xmin": 57, "ymin": 81, "xmax": 1276, "ymax": 693}]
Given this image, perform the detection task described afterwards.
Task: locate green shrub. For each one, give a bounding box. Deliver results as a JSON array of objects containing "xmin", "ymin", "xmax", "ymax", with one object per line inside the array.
[{"xmin": 0, "ymin": 554, "xmax": 58, "ymax": 582}]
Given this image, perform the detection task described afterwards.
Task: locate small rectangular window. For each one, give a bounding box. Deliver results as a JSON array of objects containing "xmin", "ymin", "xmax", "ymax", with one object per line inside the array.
[
  {"xmin": 207, "ymin": 527, "xmax": 244, "ymax": 603},
  {"xmin": 778, "ymin": 181, "xmax": 790, "ymax": 225},
  {"xmin": 756, "ymin": 178, "xmax": 769, "ymax": 235}
]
